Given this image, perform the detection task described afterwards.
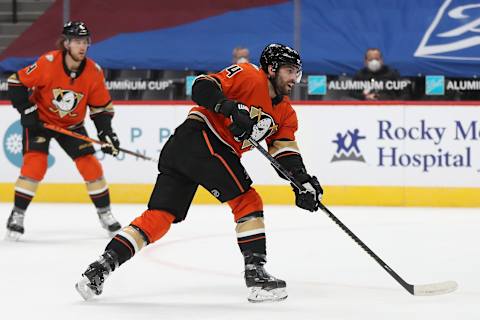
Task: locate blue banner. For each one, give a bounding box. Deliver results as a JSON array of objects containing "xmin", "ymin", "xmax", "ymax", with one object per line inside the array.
[{"xmin": 1, "ymin": 0, "xmax": 480, "ymax": 77}]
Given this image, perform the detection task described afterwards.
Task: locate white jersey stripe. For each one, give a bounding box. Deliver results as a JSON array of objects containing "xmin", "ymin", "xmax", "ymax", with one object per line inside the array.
[{"xmin": 14, "ymin": 187, "xmax": 36, "ymax": 197}]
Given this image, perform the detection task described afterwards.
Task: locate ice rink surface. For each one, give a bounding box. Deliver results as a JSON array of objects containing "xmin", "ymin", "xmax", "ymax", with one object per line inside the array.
[{"xmin": 1, "ymin": 202, "xmax": 478, "ymax": 320}]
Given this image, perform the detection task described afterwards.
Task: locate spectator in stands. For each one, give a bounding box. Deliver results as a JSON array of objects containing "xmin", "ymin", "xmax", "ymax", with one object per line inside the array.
[
  {"xmin": 350, "ymin": 48, "xmax": 403, "ymax": 100},
  {"xmin": 232, "ymin": 46, "xmax": 250, "ymax": 64}
]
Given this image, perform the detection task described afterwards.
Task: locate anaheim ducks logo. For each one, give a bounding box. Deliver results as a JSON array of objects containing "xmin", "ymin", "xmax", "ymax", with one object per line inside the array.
[
  {"xmin": 240, "ymin": 106, "xmax": 278, "ymax": 149},
  {"xmin": 50, "ymin": 88, "xmax": 84, "ymax": 118}
]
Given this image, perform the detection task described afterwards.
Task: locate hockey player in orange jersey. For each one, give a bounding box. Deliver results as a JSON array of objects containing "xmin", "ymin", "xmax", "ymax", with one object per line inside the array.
[
  {"xmin": 75, "ymin": 44, "xmax": 323, "ymax": 303},
  {"xmin": 5, "ymin": 21, "xmax": 122, "ymax": 240}
]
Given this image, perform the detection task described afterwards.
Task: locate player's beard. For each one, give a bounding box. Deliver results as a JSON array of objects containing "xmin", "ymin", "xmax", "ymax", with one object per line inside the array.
[
  {"xmin": 67, "ymin": 48, "xmax": 85, "ymax": 63},
  {"xmin": 273, "ymin": 74, "xmax": 294, "ymax": 96}
]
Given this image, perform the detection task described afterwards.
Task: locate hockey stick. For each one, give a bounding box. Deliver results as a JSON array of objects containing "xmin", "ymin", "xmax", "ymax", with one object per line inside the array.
[
  {"xmin": 248, "ymin": 137, "xmax": 457, "ymax": 296},
  {"xmin": 43, "ymin": 123, "xmax": 158, "ymax": 163}
]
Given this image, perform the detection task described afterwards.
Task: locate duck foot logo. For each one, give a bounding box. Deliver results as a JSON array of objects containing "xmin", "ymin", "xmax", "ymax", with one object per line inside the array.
[{"xmin": 331, "ymin": 129, "xmax": 366, "ymax": 162}]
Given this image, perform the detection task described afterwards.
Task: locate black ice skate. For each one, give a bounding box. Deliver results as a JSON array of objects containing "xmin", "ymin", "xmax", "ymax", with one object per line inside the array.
[
  {"xmin": 96, "ymin": 207, "xmax": 121, "ymax": 235},
  {"xmin": 243, "ymin": 253, "xmax": 287, "ymax": 302},
  {"xmin": 75, "ymin": 250, "xmax": 119, "ymax": 300},
  {"xmin": 5, "ymin": 208, "xmax": 25, "ymax": 241}
]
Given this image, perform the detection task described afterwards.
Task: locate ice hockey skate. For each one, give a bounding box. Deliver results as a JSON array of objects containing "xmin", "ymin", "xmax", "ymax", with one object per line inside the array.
[
  {"xmin": 244, "ymin": 263, "xmax": 288, "ymax": 303},
  {"xmin": 96, "ymin": 207, "xmax": 121, "ymax": 236},
  {"xmin": 75, "ymin": 250, "xmax": 118, "ymax": 300},
  {"xmin": 5, "ymin": 209, "xmax": 25, "ymax": 241}
]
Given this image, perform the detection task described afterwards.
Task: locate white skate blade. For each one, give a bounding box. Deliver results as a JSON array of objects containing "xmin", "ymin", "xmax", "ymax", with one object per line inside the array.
[
  {"xmin": 413, "ymin": 281, "xmax": 458, "ymax": 296},
  {"xmin": 75, "ymin": 277, "xmax": 96, "ymax": 301},
  {"xmin": 5, "ymin": 230, "xmax": 22, "ymax": 241},
  {"xmin": 247, "ymin": 287, "xmax": 288, "ymax": 303}
]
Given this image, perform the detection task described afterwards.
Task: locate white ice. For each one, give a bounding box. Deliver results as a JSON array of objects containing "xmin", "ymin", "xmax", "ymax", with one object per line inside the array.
[{"xmin": 0, "ymin": 203, "xmax": 478, "ymax": 320}]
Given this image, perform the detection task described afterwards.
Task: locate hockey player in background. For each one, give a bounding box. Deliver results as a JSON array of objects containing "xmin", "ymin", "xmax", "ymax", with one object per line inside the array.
[
  {"xmin": 75, "ymin": 43, "xmax": 323, "ymax": 303},
  {"xmin": 5, "ymin": 21, "xmax": 121, "ymax": 240}
]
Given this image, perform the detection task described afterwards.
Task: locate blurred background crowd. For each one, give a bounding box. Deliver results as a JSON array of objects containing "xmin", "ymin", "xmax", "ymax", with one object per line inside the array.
[{"xmin": 0, "ymin": 0, "xmax": 478, "ymax": 101}]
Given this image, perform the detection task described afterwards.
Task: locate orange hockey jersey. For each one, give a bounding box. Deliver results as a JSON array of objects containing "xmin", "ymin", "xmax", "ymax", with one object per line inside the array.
[
  {"xmin": 189, "ymin": 63, "xmax": 298, "ymax": 156},
  {"xmin": 15, "ymin": 50, "xmax": 112, "ymax": 128}
]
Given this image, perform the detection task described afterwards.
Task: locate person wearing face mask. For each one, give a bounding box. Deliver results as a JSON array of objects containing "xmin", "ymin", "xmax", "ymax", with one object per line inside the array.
[{"xmin": 350, "ymin": 48, "xmax": 401, "ymax": 100}]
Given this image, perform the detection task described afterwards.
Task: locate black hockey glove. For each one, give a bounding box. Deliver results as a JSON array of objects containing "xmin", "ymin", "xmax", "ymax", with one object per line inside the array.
[
  {"xmin": 19, "ymin": 104, "xmax": 40, "ymax": 129},
  {"xmin": 98, "ymin": 130, "xmax": 120, "ymax": 156},
  {"xmin": 215, "ymin": 99, "xmax": 256, "ymax": 141},
  {"xmin": 8, "ymin": 78, "xmax": 40, "ymax": 130},
  {"xmin": 292, "ymin": 175, "xmax": 323, "ymax": 212}
]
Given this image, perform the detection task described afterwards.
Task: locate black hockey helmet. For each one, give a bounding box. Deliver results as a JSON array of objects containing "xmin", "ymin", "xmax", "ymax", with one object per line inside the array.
[
  {"xmin": 62, "ymin": 21, "xmax": 90, "ymax": 38},
  {"xmin": 259, "ymin": 43, "xmax": 302, "ymax": 73}
]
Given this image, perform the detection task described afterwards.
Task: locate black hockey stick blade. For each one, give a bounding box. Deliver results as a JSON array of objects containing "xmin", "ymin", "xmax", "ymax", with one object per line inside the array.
[{"xmin": 248, "ymin": 137, "xmax": 458, "ymax": 296}]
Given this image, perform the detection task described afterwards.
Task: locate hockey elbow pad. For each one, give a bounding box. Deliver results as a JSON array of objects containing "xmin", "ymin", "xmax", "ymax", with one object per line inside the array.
[{"xmin": 191, "ymin": 76, "xmax": 226, "ymax": 111}]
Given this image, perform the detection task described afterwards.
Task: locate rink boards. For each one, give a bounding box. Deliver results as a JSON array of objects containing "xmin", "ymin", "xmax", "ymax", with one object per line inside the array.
[{"xmin": 1, "ymin": 101, "xmax": 480, "ymax": 207}]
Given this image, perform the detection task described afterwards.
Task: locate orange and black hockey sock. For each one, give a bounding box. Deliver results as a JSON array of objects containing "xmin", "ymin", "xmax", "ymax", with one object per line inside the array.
[
  {"xmin": 228, "ymin": 188, "xmax": 266, "ymax": 264},
  {"xmin": 105, "ymin": 209, "xmax": 175, "ymax": 266},
  {"xmin": 15, "ymin": 152, "xmax": 47, "ymax": 210},
  {"xmin": 235, "ymin": 211, "xmax": 267, "ymax": 263},
  {"xmin": 13, "ymin": 176, "xmax": 40, "ymax": 211},
  {"xmin": 75, "ymin": 155, "xmax": 110, "ymax": 209},
  {"xmin": 105, "ymin": 225, "xmax": 149, "ymax": 266},
  {"xmin": 85, "ymin": 178, "xmax": 110, "ymax": 209}
]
